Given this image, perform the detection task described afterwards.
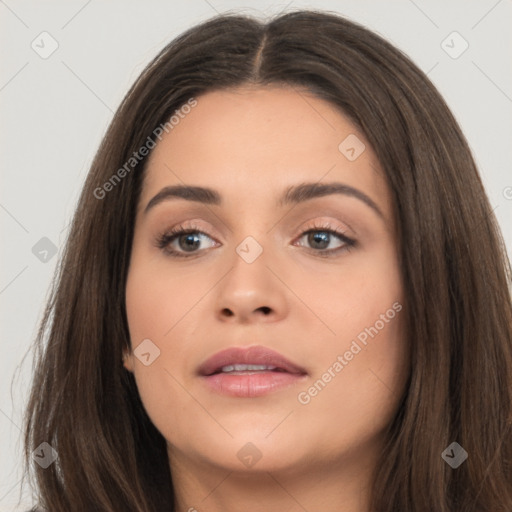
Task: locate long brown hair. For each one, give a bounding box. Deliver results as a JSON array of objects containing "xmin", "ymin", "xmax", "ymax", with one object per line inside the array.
[{"xmin": 21, "ymin": 10, "xmax": 512, "ymax": 511}]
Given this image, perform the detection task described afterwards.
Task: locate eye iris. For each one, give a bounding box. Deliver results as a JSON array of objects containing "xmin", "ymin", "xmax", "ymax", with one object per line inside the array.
[
  {"xmin": 179, "ymin": 233, "xmax": 201, "ymax": 252},
  {"xmin": 308, "ymin": 231, "xmax": 330, "ymax": 249}
]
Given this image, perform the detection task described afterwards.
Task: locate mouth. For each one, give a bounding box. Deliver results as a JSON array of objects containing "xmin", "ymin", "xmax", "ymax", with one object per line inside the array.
[
  {"xmin": 210, "ymin": 363, "xmax": 287, "ymax": 375},
  {"xmin": 197, "ymin": 345, "xmax": 308, "ymax": 398}
]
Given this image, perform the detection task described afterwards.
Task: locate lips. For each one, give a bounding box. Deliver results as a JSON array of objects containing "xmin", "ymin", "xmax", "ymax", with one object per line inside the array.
[
  {"xmin": 197, "ymin": 346, "xmax": 307, "ymax": 377},
  {"xmin": 197, "ymin": 345, "xmax": 308, "ymax": 398}
]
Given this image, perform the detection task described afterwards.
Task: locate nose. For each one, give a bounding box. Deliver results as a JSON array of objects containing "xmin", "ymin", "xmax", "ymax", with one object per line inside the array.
[{"xmin": 213, "ymin": 244, "xmax": 289, "ymax": 324}]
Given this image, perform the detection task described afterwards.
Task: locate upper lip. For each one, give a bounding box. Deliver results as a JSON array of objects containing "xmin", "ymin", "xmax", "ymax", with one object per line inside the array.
[{"xmin": 197, "ymin": 345, "xmax": 307, "ymax": 376}]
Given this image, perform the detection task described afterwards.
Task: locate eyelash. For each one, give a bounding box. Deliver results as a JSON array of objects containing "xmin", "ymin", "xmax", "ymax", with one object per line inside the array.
[{"xmin": 154, "ymin": 221, "xmax": 356, "ymax": 259}]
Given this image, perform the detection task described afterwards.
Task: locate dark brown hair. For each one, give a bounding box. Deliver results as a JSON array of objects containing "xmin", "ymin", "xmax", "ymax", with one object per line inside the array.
[{"xmin": 21, "ymin": 9, "xmax": 512, "ymax": 512}]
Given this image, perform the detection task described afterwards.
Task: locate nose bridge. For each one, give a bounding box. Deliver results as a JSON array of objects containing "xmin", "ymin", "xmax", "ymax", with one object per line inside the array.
[{"xmin": 213, "ymin": 233, "xmax": 289, "ymax": 323}]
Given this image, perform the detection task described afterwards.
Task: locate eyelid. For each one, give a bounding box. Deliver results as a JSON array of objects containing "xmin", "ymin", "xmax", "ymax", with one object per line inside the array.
[
  {"xmin": 160, "ymin": 219, "xmax": 220, "ymax": 240},
  {"xmin": 294, "ymin": 218, "xmax": 354, "ymax": 239}
]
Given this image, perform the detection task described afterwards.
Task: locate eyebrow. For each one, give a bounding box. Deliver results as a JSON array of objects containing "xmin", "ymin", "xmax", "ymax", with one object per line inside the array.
[
  {"xmin": 279, "ymin": 182, "xmax": 383, "ymax": 218},
  {"xmin": 144, "ymin": 182, "xmax": 383, "ymax": 218},
  {"xmin": 144, "ymin": 184, "xmax": 221, "ymax": 213}
]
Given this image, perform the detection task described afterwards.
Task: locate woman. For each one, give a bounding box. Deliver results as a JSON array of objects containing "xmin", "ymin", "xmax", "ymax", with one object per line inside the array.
[{"xmin": 22, "ymin": 9, "xmax": 512, "ymax": 512}]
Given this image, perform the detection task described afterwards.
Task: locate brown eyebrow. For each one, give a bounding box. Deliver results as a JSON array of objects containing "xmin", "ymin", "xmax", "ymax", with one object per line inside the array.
[
  {"xmin": 278, "ymin": 182, "xmax": 383, "ymax": 218},
  {"xmin": 144, "ymin": 185, "xmax": 221, "ymax": 213},
  {"xmin": 144, "ymin": 181, "xmax": 383, "ymax": 218}
]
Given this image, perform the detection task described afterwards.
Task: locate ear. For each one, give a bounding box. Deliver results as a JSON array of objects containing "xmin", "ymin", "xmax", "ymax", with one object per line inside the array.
[{"xmin": 122, "ymin": 350, "xmax": 134, "ymax": 372}]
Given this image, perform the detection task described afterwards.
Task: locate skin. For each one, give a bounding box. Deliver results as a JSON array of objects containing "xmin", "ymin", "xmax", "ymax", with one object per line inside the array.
[{"xmin": 123, "ymin": 85, "xmax": 409, "ymax": 512}]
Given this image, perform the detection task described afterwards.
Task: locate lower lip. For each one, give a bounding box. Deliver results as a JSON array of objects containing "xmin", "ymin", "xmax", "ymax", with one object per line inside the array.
[{"xmin": 201, "ymin": 371, "xmax": 306, "ymax": 397}]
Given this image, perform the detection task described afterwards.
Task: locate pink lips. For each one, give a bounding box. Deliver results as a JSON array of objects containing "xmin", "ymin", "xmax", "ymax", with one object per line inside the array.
[{"xmin": 198, "ymin": 345, "xmax": 307, "ymax": 398}]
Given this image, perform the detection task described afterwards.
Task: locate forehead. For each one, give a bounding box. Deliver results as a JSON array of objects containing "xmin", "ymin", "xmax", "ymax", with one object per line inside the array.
[{"xmin": 140, "ymin": 86, "xmax": 390, "ymax": 215}]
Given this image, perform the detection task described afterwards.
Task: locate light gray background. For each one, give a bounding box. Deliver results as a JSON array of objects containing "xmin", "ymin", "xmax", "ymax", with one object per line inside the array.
[{"xmin": 1, "ymin": 0, "xmax": 511, "ymax": 509}]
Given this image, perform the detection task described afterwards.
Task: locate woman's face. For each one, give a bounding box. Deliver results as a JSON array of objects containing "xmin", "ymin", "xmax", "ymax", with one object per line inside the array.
[{"xmin": 124, "ymin": 86, "xmax": 408, "ymax": 478}]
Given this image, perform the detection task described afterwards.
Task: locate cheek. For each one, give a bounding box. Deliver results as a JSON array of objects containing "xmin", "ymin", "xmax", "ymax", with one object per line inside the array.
[
  {"xmin": 291, "ymin": 242, "xmax": 403, "ymax": 343},
  {"xmin": 290, "ymin": 244, "xmax": 406, "ymax": 435},
  {"xmin": 125, "ymin": 250, "xmax": 217, "ymax": 344},
  {"xmin": 293, "ymin": 306, "xmax": 408, "ymax": 460},
  {"xmin": 125, "ymin": 261, "xmax": 199, "ymax": 442},
  {"xmin": 124, "ymin": 251, "xmax": 219, "ymax": 437}
]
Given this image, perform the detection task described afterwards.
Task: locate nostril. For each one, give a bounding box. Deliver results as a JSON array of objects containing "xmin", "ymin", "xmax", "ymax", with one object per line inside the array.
[
  {"xmin": 258, "ymin": 306, "xmax": 271, "ymax": 315},
  {"xmin": 221, "ymin": 308, "xmax": 234, "ymax": 317}
]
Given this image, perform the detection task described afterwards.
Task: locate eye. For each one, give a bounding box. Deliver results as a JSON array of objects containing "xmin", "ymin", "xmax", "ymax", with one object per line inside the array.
[
  {"xmin": 294, "ymin": 222, "xmax": 356, "ymax": 256},
  {"xmin": 155, "ymin": 221, "xmax": 356, "ymax": 259},
  {"xmin": 155, "ymin": 224, "xmax": 219, "ymax": 258}
]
